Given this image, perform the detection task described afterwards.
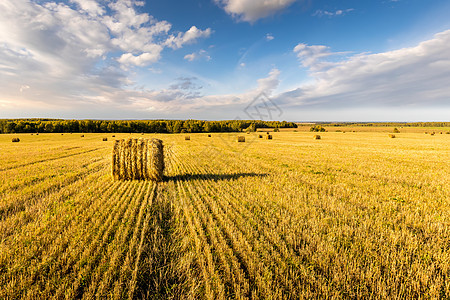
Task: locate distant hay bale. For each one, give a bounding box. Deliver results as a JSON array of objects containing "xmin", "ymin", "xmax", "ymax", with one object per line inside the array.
[
  {"xmin": 208, "ymin": 134, "xmax": 211, "ymax": 137},
  {"xmin": 446, "ymin": 131, "xmax": 450, "ymax": 134},
  {"xmin": 61, "ymin": 134, "xmax": 64, "ymax": 135},
  {"xmin": 112, "ymin": 135, "xmax": 115, "ymax": 137},
  {"xmin": 266, "ymin": 135, "xmax": 272, "ymax": 140},
  {"xmin": 237, "ymin": 136, "xmax": 245, "ymax": 142},
  {"xmin": 185, "ymin": 136, "xmax": 190, "ymax": 140},
  {"xmin": 81, "ymin": 135, "xmax": 84, "ymax": 137},
  {"xmin": 266, "ymin": 132, "xmax": 270, "ymax": 135},
  {"xmin": 12, "ymin": 138, "xmax": 20, "ymax": 143},
  {"xmin": 389, "ymin": 134, "xmax": 396, "ymax": 138},
  {"xmin": 112, "ymin": 138, "xmax": 164, "ymax": 181},
  {"xmin": 36, "ymin": 133, "xmax": 39, "ymax": 135},
  {"xmin": 103, "ymin": 138, "xmax": 108, "ymax": 141},
  {"xmin": 313, "ymin": 135, "xmax": 321, "ymax": 140},
  {"xmin": 430, "ymin": 132, "xmax": 435, "ymax": 136},
  {"xmin": 424, "ymin": 132, "xmax": 428, "ymax": 134},
  {"xmin": 258, "ymin": 135, "xmax": 263, "ymax": 138}
]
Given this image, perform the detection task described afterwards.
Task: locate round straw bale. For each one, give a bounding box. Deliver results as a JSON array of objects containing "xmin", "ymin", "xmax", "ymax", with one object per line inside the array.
[
  {"xmin": 12, "ymin": 138, "xmax": 20, "ymax": 142},
  {"xmin": 237, "ymin": 136, "xmax": 245, "ymax": 142},
  {"xmin": 185, "ymin": 136, "xmax": 190, "ymax": 140},
  {"xmin": 266, "ymin": 135, "xmax": 272, "ymax": 140},
  {"xmin": 113, "ymin": 138, "xmax": 164, "ymax": 181},
  {"xmin": 112, "ymin": 140, "xmax": 120, "ymax": 180},
  {"xmin": 388, "ymin": 134, "xmax": 396, "ymax": 138},
  {"xmin": 313, "ymin": 135, "xmax": 321, "ymax": 140},
  {"xmin": 208, "ymin": 134, "xmax": 211, "ymax": 137},
  {"xmin": 81, "ymin": 135, "xmax": 84, "ymax": 137},
  {"xmin": 145, "ymin": 139, "xmax": 165, "ymax": 181},
  {"xmin": 103, "ymin": 137, "xmax": 108, "ymax": 141},
  {"xmin": 258, "ymin": 135, "xmax": 263, "ymax": 138}
]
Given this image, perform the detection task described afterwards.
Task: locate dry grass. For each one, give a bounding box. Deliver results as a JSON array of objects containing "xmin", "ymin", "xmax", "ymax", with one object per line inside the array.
[{"xmin": 0, "ymin": 131, "xmax": 449, "ymax": 299}]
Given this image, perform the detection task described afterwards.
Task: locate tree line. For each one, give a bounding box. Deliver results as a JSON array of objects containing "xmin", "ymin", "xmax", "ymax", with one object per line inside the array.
[
  {"xmin": 0, "ymin": 119, "xmax": 297, "ymax": 134},
  {"xmin": 321, "ymin": 122, "xmax": 450, "ymax": 127}
]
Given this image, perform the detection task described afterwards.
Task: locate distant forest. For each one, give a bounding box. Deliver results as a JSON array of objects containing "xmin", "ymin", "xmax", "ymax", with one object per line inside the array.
[
  {"xmin": 0, "ymin": 119, "xmax": 297, "ymax": 134},
  {"xmin": 317, "ymin": 122, "xmax": 450, "ymax": 127}
]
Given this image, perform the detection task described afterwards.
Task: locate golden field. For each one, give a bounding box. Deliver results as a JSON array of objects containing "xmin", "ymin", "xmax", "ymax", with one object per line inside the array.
[{"xmin": 0, "ymin": 129, "xmax": 449, "ymax": 299}]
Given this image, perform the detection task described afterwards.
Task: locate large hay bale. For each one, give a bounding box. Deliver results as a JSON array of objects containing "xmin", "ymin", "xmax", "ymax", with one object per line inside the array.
[
  {"xmin": 266, "ymin": 135, "xmax": 272, "ymax": 140},
  {"xmin": 12, "ymin": 138, "xmax": 20, "ymax": 143},
  {"xmin": 313, "ymin": 135, "xmax": 321, "ymax": 140},
  {"xmin": 185, "ymin": 136, "xmax": 190, "ymax": 140},
  {"xmin": 112, "ymin": 138, "xmax": 164, "ymax": 181},
  {"xmin": 237, "ymin": 136, "xmax": 245, "ymax": 142},
  {"xmin": 388, "ymin": 134, "xmax": 396, "ymax": 138}
]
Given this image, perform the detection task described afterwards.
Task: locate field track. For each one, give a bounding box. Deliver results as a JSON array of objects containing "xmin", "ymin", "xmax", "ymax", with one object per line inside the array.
[{"xmin": 0, "ymin": 131, "xmax": 449, "ymax": 299}]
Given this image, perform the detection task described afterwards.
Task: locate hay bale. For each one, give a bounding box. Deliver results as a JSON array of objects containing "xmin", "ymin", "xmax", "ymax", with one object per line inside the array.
[
  {"xmin": 313, "ymin": 135, "xmax": 321, "ymax": 140},
  {"xmin": 258, "ymin": 135, "xmax": 263, "ymax": 138},
  {"xmin": 446, "ymin": 131, "xmax": 450, "ymax": 134},
  {"xmin": 185, "ymin": 136, "xmax": 190, "ymax": 140},
  {"xmin": 12, "ymin": 138, "xmax": 20, "ymax": 143},
  {"xmin": 112, "ymin": 138, "xmax": 164, "ymax": 181},
  {"xmin": 389, "ymin": 134, "xmax": 396, "ymax": 138},
  {"xmin": 81, "ymin": 135, "xmax": 84, "ymax": 137},
  {"xmin": 237, "ymin": 136, "xmax": 245, "ymax": 142},
  {"xmin": 430, "ymin": 132, "xmax": 435, "ymax": 136},
  {"xmin": 266, "ymin": 132, "xmax": 270, "ymax": 135},
  {"xmin": 208, "ymin": 134, "xmax": 211, "ymax": 137},
  {"xmin": 112, "ymin": 135, "xmax": 115, "ymax": 137},
  {"xmin": 266, "ymin": 135, "xmax": 272, "ymax": 140},
  {"xmin": 103, "ymin": 138, "xmax": 108, "ymax": 141}
]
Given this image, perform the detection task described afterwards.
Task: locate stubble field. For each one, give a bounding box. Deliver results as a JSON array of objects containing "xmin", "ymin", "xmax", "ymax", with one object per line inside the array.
[{"xmin": 0, "ymin": 129, "xmax": 449, "ymax": 299}]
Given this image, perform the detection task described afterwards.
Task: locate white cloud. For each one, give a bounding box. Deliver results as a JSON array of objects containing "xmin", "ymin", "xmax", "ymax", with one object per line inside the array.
[
  {"xmin": 184, "ymin": 49, "xmax": 211, "ymax": 62},
  {"xmin": 293, "ymin": 43, "xmax": 348, "ymax": 70},
  {"xmin": 313, "ymin": 8, "xmax": 354, "ymax": 17},
  {"xmin": 0, "ymin": 0, "xmax": 214, "ymax": 116},
  {"xmin": 70, "ymin": 0, "xmax": 105, "ymax": 16},
  {"xmin": 165, "ymin": 26, "xmax": 212, "ymax": 49},
  {"xmin": 266, "ymin": 33, "xmax": 274, "ymax": 41},
  {"xmin": 118, "ymin": 51, "xmax": 162, "ymax": 66},
  {"xmin": 280, "ymin": 30, "xmax": 450, "ymax": 109},
  {"xmin": 216, "ymin": 0, "xmax": 297, "ymax": 22}
]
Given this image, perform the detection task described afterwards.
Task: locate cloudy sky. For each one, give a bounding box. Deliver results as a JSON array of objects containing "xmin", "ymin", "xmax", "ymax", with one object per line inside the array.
[{"xmin": 1, "ymin": 0, "xmax": 449, "ymax": 121}]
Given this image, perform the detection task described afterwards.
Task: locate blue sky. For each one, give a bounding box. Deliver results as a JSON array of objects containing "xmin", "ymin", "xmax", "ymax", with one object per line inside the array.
[{"xmin": 0, "ymin": 0, "xmax": 449, "ymax": 121}]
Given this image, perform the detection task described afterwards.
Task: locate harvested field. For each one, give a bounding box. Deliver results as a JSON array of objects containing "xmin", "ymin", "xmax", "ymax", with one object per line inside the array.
[{"xmin": 0, "ymin": 131, "xmax": 449, "ymax": 299}]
